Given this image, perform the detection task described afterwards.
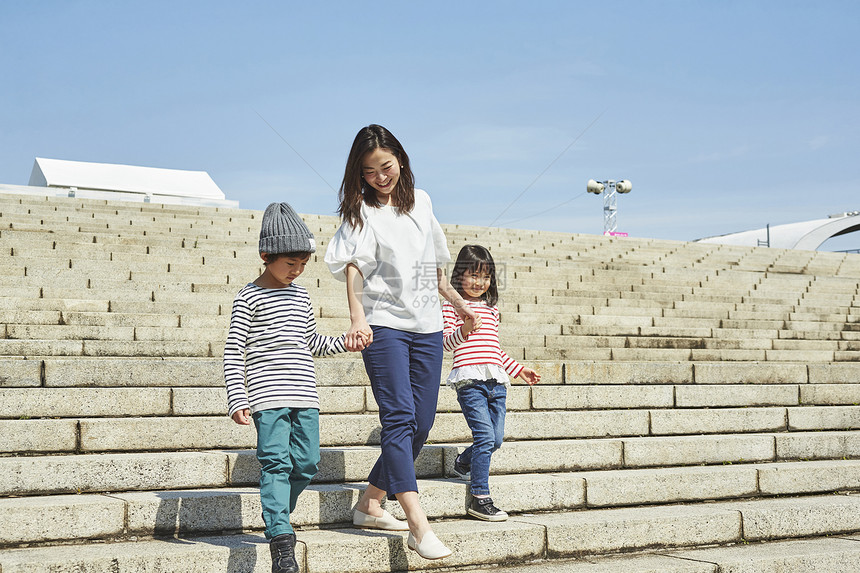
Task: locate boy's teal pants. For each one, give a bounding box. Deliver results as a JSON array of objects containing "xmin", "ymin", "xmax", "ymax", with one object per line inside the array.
[{"xmin": 253, "ymin": 407, "xmax": 320, "ymax": 538}]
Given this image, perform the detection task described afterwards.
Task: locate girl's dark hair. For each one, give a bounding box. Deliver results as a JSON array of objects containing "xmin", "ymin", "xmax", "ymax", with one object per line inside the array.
[
  {"xmin": 337, "ymin": 124, "xmax": 415, "ymax": 230},
  {"xmin": 450, "ymin": 244, "xmax": 499, "ymax": 307}
]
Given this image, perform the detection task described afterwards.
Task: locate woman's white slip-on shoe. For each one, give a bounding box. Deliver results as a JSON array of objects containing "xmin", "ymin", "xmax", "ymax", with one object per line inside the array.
[
  {"xmin": 407, "ymin": 530, "xmax": 452, "ymax": 560},
  {"xmin": 352, "ymin": 509, "xmax": 409, "ymax": 531}
]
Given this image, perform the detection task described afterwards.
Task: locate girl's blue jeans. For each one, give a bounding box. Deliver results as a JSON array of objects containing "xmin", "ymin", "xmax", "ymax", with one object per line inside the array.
[
  {"xmin": 456, "ymin": 380, "xmax": 507, "ymax": 496},
  {"xmin": 253, "ymin": 407, "xmax": 320, "ymax": 538}
]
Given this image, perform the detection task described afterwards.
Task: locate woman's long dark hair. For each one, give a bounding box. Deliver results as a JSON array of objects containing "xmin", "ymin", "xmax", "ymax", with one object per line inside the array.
[
  {"xmin": 337, "ymin": 124, "xmax": 415, "ymax": 230},
  {"xmin": 450, "ymin": 244, "xmax": 499, "ymax": 307}
]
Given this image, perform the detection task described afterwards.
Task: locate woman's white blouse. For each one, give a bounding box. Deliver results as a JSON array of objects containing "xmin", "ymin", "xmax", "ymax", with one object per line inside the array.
[{"xmin": 325, "ymin": 189, "xmax": 451, "ymax": 333}]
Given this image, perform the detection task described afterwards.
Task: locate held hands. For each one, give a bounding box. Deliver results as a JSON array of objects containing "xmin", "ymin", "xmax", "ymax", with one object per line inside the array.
[
  {"xmin": 460, "ymin": 314, "xmax": 480, "ymax": 337},
  {"xmin": 456, "ymin": 304, "xmax": 481, "ymax": 335},
  {"xmin": 517, "ymin": 368, "xmax": 541, "ymax": 386},
  {"xmin": 345, "ymin": 319, "xmax": 373, "ymax": 352}
]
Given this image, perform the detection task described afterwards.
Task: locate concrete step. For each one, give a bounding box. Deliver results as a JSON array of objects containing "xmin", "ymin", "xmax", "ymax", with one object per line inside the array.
[
  {"xmin": 7, "ymin": 429, "xmax": 860, "ymax": 497},
  {"xmin": 8, "ymin": 357, "xmax": 853, "ymax": 390},
  {"xmin": 7, "ymin": 403, "xmax": 860, "ymax": 454},
  {"xmin": 0, "ymin": 339, "xmax": 213, "ymax": 357},
  {"xmin": 3, "ymin": 496, "xmax": 860, "ymax": 572}
]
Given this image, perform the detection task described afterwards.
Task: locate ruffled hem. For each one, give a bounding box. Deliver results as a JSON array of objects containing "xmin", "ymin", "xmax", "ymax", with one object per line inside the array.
[{"xmin": 446, "ymin": 364, "xmax": 510, "ymax": 388}]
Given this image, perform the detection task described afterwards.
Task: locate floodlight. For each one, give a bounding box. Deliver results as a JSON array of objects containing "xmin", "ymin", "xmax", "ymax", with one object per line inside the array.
[
  {"xmin": 586, "ymin": 178, "xmax": 633, "ymax": 235},
  {"xmin": 586, "ymin": 179, "xmax": 605, "ymax": 194},
  {"xmin": 616, "ymin": 180, "xmax": 632, "ymax": 194}
]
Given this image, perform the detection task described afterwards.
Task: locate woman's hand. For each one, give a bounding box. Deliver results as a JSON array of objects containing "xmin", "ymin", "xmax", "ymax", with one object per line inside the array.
[
  {"xmin": 346, "ymin": 318, "xmax": 373, "ymax": 351},
  {"xmin": 455, "ymin": 303, "xmax": 482, "ymax": 332},
  {"xmin": 345, "ymin": 263, "xmax": 372, "ymax": 351},
  {"xmin": 437, "ymin": 267, "xmax": 481, "ymax": 332},
  {"xmin": 460, "ymin": 314, "xmax": 476, "ymax": 337}
]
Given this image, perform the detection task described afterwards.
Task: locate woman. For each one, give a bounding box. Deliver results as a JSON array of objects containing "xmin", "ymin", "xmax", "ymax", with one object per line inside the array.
[{"xmin": 325, "ymin": 124, "xmax": 479, "ymax": 560}]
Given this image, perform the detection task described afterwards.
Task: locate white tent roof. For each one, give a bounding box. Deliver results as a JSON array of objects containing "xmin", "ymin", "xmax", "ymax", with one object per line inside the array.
[
  {"xmin": 29, "ymin": 157, "xmax": 226, "ymax": 201},
  {"xmin": 696, "ymin": 213, "xmax": 860, "ymax": 251}
]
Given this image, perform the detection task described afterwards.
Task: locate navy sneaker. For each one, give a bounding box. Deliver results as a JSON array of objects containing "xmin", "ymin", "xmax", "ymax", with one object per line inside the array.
[
  {"xmin": 452, "ymin": 454, "xmax": 471, "ymax": 481},
  {"xmin": 467, "ymin": 496, "xmax": 508, "ymax": 522},
  {"xmin": 270, "ymin": 533, "xmax": 298, "ymax": 573}
]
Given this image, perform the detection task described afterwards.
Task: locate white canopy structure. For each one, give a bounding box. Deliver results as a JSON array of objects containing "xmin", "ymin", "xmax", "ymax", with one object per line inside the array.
[
  {"xmin": 696, "ymin": 211, "xmax": 860, "ymax": 251},
  {"xmin": 26, "ymin": 158, "xmax": 238, "ymax": 208}
]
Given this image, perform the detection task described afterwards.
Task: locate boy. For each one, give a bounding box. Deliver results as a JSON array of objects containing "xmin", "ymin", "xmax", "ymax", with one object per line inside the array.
[{"xmin": 224, "ymin": 202, "xmax": 349, "ymax": 573}]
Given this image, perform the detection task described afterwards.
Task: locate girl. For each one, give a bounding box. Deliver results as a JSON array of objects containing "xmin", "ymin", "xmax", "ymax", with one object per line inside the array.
[
  {"xmin": 442, "ymin": 244, "xmax": 540, "ymax": 521},
  {"xmin": 324, "ymin": 124, "xmax": 480, "ymax": 560}
]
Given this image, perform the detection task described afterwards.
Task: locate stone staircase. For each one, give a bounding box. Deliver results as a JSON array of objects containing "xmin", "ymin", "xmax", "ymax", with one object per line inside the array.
[{"xmin": 2, "ymin": 191, "xmax": 860, "ymax": 572}]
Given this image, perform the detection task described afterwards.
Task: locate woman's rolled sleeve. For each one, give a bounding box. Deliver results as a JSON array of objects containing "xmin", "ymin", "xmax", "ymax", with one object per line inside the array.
[{"xmin": 324, "ymin": 221, "xmax": 378, "ymax": 281}]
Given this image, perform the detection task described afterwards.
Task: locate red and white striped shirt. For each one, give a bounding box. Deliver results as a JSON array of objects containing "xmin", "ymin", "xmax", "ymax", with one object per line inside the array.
[{"xmin": 442, "ymin": 299, "xmax": 523, "ymax": 382}]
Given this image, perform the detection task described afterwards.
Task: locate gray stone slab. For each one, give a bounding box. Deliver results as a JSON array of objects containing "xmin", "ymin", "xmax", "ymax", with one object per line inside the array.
[
  {"xmin": 775, "ymin": 430, "xmax": 860, "ymax": 460},
  {"xmin": 7, "ymin": 324, "xmax": 136, "ymax": 341},
  {"xmin": 529, "ymin": 504, "xmax": 741, "ymax": 556},
  {"xmin": 134, "ymin": 325, "xmax": 225, "ymax": 342},
  {"xmin": 0, "ymin": 297, "xmax": 109, "ymax": 313},
  {"xmin": 225, "ymin": 445, "xmax": 445, "ymax": 485},
  {"xmin": 757, "ymin": 459, "xmax": 860, "ymax": 495},
  {"xmin": 717, "ymin": 493, "xmax": 860, "ymax": 540},
  {"xmin": 691, "ymin": 349, "xmax": 768, "ymax": 362},
  {"xmin": 457, "ymin": 438, "xmax": 624, "ymax": 474},
  {"xmin": 0, "ymin": 309, "xmax": 62, "ymax": 325},
  {"xmin": 808, "ymin": 362, "xmax": 860, "ymax": 383},
  {"xmin": 502, "ymin": 410, "xmax": 650, "ymax": 440},
  {"xmin": 766, "ymin": 349, "xmax": 835, "ymax": 362},
  {"xmin": 44, "ymin": 358, "xmax": 222, "ymax": 387},
  {"xmin": 300, "ymin": 519, "xmax": 545, "ymax": 573},
  {"xmin": 611, "ymin": 348, "xmax": 693, "ymax": 361},
  {"xmin": 675, "ymin": 384, "xmax": 799, "ymax": 407},
  {"xmin": 788, "ymin": 405, "xmax": 860, "ymax": 430},
  {"xmin": 0, "ymin": 533, "xmax": 272, "ymax": 573},
  {"xmin": 693, "ymin": 362, "xmax": 807, "ymax": 384},
  {"xmin": 702, "ymin": 337, "xmax": 771, "ymax": 350},
  {"xmin": 0, "ymin": 358, "xmax": 41, "ymax": 387},
  {"xmin": 371, "ymin": 384, "xmax": 530, "ymax": 413},
  {"xmin": 0, "ymin": 419, "xmax": 77, "ymax": 453},
  {"xmin": 800, "ymin": 383, "xmax": 860, "ymax": 405},
  {"xmin": 171, "ymin": 386, "xmax": 367, "ymax": 416},
  {"xmin": 117, "ymin": 487, "xmax": 265, "ymax": 535},
  {"xmin": 669, "ymin": 536, "xmax": 860, "ymax": 573},
  {"xmin": 315, "ymin": 358, "xmax": 371, "ymax": 386},
  {"xmin": 0, "ymin": 494, "xmax": 126, "ymax": 545},
  {"xmin": 82, "ymin": 339, "xmax": 211, "ymax": 357},
  {"xmin": 566, "ymin": 361, "xmax": 693, "ymax": 385},
  {"xmin": 651, "ymin": 407, "xmax": 787, "ymax": 435},
  {"xmin": 1, "ymin": 387, "xmax": 171, "ymax": 418},
  {"xmin": 62, "ymin": 311, "xmax": 180, "ymax": 327},
  {"xmin": 0, "ymin": 339, "xmax": 83, "ymax": 356},
  {"xmin": 530, "ymin": 347, "xmax": 613, "ymax": 361},
  {"xmin": 0, "ymin": 452, "xmax": 228, "ymax": 495},
  {"xmin": 532, "ymin": 385, "xmax": 674, "ymax": 409},
  {"xmin": 80, "ymin": 416, "xmax": 256, "ymax": 451},
  {"xmin": 623, "ymin": 434, "xmax": 775, "ymax": 467},
  {"xmin": 461, "ymin": 553, "xmax": 717, "ymax": 573},
  {"xmin": 580, "ymin": 465, "xmax": 758, "ymax": 506}
]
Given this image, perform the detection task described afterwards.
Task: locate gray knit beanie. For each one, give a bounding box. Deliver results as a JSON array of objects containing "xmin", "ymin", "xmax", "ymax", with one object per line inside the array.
[{"xmin": 259, "ymin": 202, "xmax": 316, "ymax": 254}]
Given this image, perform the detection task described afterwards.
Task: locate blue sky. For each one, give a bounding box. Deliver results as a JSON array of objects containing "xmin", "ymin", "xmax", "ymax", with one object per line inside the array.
[{"xmin": 2, "ymin": 1, "xmax": 858, "ymax": 250}]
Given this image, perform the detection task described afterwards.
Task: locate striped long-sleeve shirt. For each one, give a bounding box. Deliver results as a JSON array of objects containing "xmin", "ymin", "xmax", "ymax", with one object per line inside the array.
[
  {"xmin": 442, "ymin": 299, "xmax": 523, "ymax": 379},
  {"xmin": 224, "ymin": 282, "xmax": 346, "ymax": 417}
]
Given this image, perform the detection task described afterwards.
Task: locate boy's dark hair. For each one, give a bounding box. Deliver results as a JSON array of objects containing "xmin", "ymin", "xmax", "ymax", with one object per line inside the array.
[
  {"xmin": 262, "ymin": 251, "xmax": 313, "ymax": 266},
  {"xmin": 450, "ymin": 244, "xmax": 499, "ymax": 307}
]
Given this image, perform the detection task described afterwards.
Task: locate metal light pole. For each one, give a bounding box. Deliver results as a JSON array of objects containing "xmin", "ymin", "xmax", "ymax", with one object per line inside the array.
[{"xmin": 586, "ymin": 179, "xmax": 632, "ymax": 236}]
